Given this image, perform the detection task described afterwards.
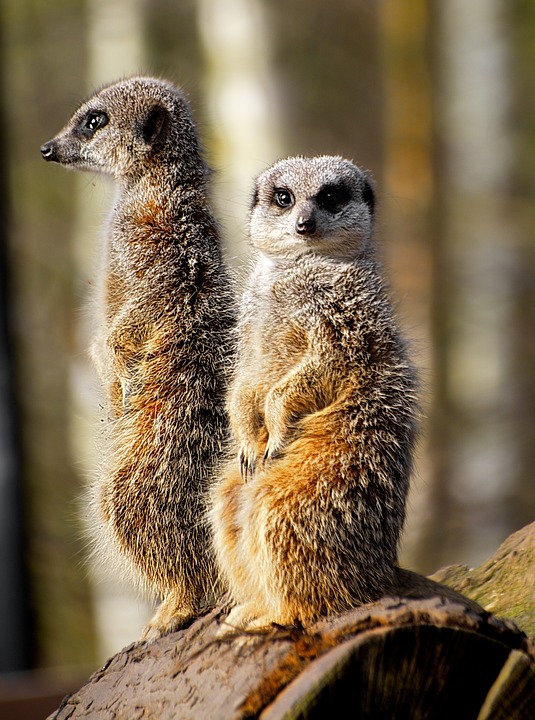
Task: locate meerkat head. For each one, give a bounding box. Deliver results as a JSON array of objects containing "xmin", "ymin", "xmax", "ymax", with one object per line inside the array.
[
  {"xmin": 250, "ymin": 156, "xmax": 375, "ymax": 260},
  {"xmin": 40, "ymin": 77, "xmax": 204, "ymax": 182}
]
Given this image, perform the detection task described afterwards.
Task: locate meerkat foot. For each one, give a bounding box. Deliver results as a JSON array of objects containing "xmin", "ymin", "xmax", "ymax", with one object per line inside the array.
[
  {"xmin": 140, "ymin": 593, "xmax": 197, "ymax": 642},
  {"xmin": 216, "ymin": 602, "xmax": 258, "ymax": 636},
  {"xmin": 216, "ymin": 602, "xmax": 282, "ymax": 638}
]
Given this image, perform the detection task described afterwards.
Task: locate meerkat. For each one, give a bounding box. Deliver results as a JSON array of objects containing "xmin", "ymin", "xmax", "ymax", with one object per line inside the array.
[
  {"xmin": 41, "ymin": 77, "xmax": 235, "ymax": 640},
  {"xmin": 211, "ymin": 155, "xmax": 419, "ymax": 631}
]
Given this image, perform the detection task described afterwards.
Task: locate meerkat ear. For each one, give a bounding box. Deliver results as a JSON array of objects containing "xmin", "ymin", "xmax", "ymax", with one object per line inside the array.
[
  {"xmin": 362, "ymin": 177, "xmax": 376, "ymax": 217},
  {"xmin": 141, "ymin": 105, "xmax": 169, "ymax": 148}
]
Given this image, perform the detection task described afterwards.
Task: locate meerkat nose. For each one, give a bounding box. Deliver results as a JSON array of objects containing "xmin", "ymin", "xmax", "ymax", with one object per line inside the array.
[
  {"xmin": 40, "ymin": 141, "xmax": 57, "ymax": 162},
  {"xmin": 295, "ymin": 217, "xmax": 316, "ymax": 235}
]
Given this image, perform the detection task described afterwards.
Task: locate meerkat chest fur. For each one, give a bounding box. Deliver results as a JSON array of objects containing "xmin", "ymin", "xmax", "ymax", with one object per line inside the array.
[
  {"xmin": 240, "ymin": 253, "xmax": 313, "ymax": 380},
  {"xmin": 241, "ymin": 249, "xmax": 391, "ymax": 394}
]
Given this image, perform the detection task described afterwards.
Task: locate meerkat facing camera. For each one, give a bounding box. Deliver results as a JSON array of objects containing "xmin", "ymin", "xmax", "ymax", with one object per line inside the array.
[
  {"xmin": 41, "ymin": 77, "xmax": 235, "ymax": 640},
  {"xmin": 211, "ymin": 155, "xmax": 419, "ymax": 631}
]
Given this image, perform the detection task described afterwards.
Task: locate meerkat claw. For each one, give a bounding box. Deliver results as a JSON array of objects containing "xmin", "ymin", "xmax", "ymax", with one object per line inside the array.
[
  {"xmin": 239, "ymin": 450, "xmax": 255, "ymax": 481},
  {"xmin": 263, "ymin": 435, "xmax": 283, "ymax": 464}
]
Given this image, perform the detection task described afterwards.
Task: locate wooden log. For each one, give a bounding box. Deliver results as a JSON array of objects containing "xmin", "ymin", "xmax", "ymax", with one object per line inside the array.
[
  {"xmin": 430, "ymin": 521, "xmax": 535, "ymax": 639},
  {"xmin": 47, "ymin": 531, "xmax": 535, "ymax": 720}
]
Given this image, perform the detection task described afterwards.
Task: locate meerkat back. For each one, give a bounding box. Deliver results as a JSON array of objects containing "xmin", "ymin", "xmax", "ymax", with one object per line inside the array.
[
  {"xmin": 41, "ymin": 77, "xmax": 235, "ymax": 640},
  {"xmin": 211, "ymin": 155, "xmax": 419, "ymax": 631}
]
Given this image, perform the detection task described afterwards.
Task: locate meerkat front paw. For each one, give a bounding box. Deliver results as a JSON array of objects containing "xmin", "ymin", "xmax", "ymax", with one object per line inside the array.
[
  {"xmin": 263, "ymin": 393, "xmax": 289, "ymax": 462},
  {"xmin": 262, "ymin": 430, "xmax": 287, "ymax": 464},
  {"xmin": 262, "ymin": 425, "xmax": 287, "ymax": 463},
  {"xmin": 236, "ymin": 426, "xmax": 270, "ymax": 479}
]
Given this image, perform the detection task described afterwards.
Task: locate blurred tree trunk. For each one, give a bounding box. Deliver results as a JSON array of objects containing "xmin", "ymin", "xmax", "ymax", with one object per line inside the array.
[
  {"xmin": 508, "ymin": 0, "xmax": 535, "ymax": 537},
  {"xmin": 197, "ymin": 0, "xmax": 284, "ymax": 261},
  {"xmin": 422, "ymin": 0, "xmax": 520, "ymax": 571},
  {"xmin": 265, "ymin": 0, "xmax": 383, "ymax": 174},
  {"xmin": 377, "ymin": 0, "xmax": 434, "ymax": 567},
  {"xmin": 0, "ymin": 32, "xmax": 32, "ymax": 672},
  {"xmin": 2, "ymin": 0, "xmax": 96, "ymax": 668}
]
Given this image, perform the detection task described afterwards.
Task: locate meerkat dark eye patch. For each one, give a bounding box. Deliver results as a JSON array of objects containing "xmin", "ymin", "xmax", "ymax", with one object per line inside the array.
[
  {"xmin": 82, "ymin": 111, "xmax": 109, "ymax": 135},
  {"xmin": 316, "ymin": 184, "xmax": 351, "ymax": 213},
  {"xmin": 273, "ymin": 188, "xmax": 294, "ymax": 209}
]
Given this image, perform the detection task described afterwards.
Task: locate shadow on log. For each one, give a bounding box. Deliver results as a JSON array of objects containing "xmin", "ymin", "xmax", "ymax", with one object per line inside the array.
[{"xmin": 48, "ymin": 525, "xmax": 535, "ymax": 720}]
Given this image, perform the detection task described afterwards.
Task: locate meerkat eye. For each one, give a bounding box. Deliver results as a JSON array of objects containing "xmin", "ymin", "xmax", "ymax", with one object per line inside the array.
[
  {"xmin": 273, "ymin": 189, "xmax": 294, "ymax": 209},
  {"xmin": 82, "ymin": 111, "xmax": 109, "ymax": 135},
  {"xmin": 316, "ymin": 184, "xmax": 351, "ymax": 213}
]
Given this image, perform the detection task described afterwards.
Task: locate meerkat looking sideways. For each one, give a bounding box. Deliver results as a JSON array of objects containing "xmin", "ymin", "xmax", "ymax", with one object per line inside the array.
[
  {"xmin": 41, "ymin": 77, "xmax": 235, "ymax": 640},
  {"xmin": 211, "ymin": 155, "xmax": 419, "ymax": 631}
]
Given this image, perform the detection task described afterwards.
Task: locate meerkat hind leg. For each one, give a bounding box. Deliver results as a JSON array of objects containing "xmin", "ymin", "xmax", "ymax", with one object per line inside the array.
[{"xmin": 141, "ymin": 591, "xmax": 197, "ymax": 641}]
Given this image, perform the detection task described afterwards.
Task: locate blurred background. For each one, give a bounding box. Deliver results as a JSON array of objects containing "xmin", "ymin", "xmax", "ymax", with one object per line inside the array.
[{"xmin": 1, "ymin": 0, "xmax": 534, "ymax": 714}]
